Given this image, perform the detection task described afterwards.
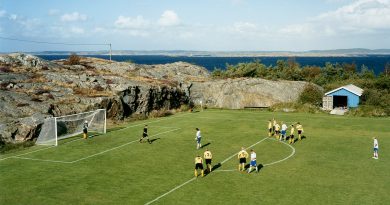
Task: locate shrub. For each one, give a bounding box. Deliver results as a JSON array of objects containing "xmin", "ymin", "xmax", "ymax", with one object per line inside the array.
[
  {"xmin": 148, "ymin": 109, "xmax": 173, "ymax": 118},
  {"xmin": 106, "ymin": 79, "xmax": 114, "ymax": 84},
  {"xmin": 31, "ymin": 97, "xmax": 43, "ymax": 102},
  {"xmin": 0, "ymin": 82, "xmax": 9, "ymax": 90},
  {"xmin": 347, "ymin": 105, "xmax": 387, "ymax": 117},
  {"xmin": 35, "ymin": 88, "xmax": 50, "ymax": 95},
  {"xmin": 93, "ymin": 85, "xmax": 105, "ymax": 91},
  {"xmin": 16, "ymin": 103, "xmax": 30, "ymax": 107},
  {"xmin": 0, "ymin": 66, "xmax": 12, "ymax": 73},
  {"xmin": 0, "ymin": 140, "xmax": 36, "ymax": 154},
  {"xmin": 298, "ymin": 84, "xmax": 324, "ymax": 106},
  {"xmin": 67, "ymin": 53, "xmax": 81, "ymax": 65}
]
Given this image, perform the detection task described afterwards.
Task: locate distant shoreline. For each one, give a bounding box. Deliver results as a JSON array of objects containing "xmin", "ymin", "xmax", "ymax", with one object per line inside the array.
[
  {"xmin": 2, "ymin": 48, "xmax": 390, "ymax": 58},
  {"xmin": 37, "ymin": 54, "xmax": 389, "ymax": 74}
]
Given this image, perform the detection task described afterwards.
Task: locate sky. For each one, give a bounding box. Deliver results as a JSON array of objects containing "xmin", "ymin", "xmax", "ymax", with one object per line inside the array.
[{"xmin": 0, "ymin": 0, "xmax": 390, "ymax": 52}]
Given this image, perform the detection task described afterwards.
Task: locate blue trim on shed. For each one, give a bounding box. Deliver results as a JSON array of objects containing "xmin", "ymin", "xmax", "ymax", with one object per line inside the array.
[{"xmin": 326, "ymin": 88, "xmax": 360, "ymax": 107}]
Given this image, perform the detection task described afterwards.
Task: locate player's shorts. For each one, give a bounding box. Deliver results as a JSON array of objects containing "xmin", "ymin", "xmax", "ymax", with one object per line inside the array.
[
  {"xmin": 195, "ymin": 163, "xmax": 203, "ymax": 169},
  {"xmin": 268, "ymin": 128, "xmax": 272, "ymax": 132},
  {"xmin": 281, "ymin": 130, "xmax": 286, "ymax": 135},
  {"xmin": 250, "ymin": 160, "xmax": 257, "ymax": 166},
  {"xmin": 143, "ymin": 133, "xmax": 148, "ymax": 137},
  {"xmin": 290, "ymin": 134, "xmax": 294, "ymax": 138},
  {"xmin": 83, "ymin": 128, "xmax": 87, "ymax": 134},
  {"xmin": 374, "ymin": 148, "xmax": 378, "ymax": 151},
  {"xmin": 205, "ymin": 159, "xmax": 212, "ymax": 165},
  {"xmin": 197, "ymin": 137, "xmax": 201, "ymax": 143},
  {"xmin": 239, "ymin": 158, "xmax": 246, "ymax": 164},
  {"xmin": 298, "ymin": 130, "xmax": 302, "ymax": 135},
  {"xmin": 275, "ymin": 130, "xmax": 280, "ymax": 135}
]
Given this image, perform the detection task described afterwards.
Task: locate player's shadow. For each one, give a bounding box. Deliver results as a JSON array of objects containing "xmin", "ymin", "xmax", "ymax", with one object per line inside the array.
[
  {"xmin": 150, "ymin": 138, "xmax": 160, "ymax": 144},
  {"xmin": 202, "ymin": 142, "xmax": 211, "ymax": 148},
  {"xmin": 211, "ymin": 163, "xmax": 222, "ymax": 171},
  {"xmin": 244, "ymin": 164, "xmax": 264, "ymax": 173}
]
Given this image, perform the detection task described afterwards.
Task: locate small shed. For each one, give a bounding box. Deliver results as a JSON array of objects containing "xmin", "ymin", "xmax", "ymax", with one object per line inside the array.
[{"xmin": 323, "ymin": 84, "xmax": 363, "ymax": 110}]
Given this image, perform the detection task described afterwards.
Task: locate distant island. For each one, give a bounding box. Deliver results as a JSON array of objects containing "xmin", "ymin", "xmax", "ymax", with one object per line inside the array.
[{"xmin": 22, "ymin": 48, "xmax": 390, "ymax": 57}]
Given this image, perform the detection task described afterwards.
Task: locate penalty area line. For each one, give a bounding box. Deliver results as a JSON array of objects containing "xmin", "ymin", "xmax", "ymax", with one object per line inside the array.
[
  {"xmin": 69, "ymin": 128, "xmax": 181, "ymax": 163},
  {"xmin": 144, "ymin": 137, "xmax": 268, "ymax": 205},
  {"xmin": 10, "ymin": 128, "xmax": 181, "ymax": 164}
]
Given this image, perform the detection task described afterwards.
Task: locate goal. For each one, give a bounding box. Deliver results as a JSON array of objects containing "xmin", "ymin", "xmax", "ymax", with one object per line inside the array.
[{"xmin": 36, "ymin": 109, "xmax": 106, "ymax": 146}]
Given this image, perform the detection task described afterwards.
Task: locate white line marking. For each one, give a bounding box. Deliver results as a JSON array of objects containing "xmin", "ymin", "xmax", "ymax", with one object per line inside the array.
[
  {"xmin": 70, "ymin": 128, "xmax": 180, "ymax": 163},
  {"xmin": 144, "ymin": 178, "xmax": 197, "ymax": 205},
  {"xmin": 0, "ymin": 146, "xmax": 56, "ymax": 161},
  {"xmin": 0, "ymin": 113, "xmax": 189, "ymax": 163},
  {"xmin": 220, "ymin": 137, "xmax": 268, "ymax": 164},
  {"xmin": 144, "ymin": 137, "xmax": 268, "ymax": 205},
  {"xmin": 12, "ymin": 156, "xmax": 72, "ymax": 164},
  {"xmin": 13, "ymin": 128, "xmax": 181, "ymax": 164},
  {"xmin": 263, "ymin": 139, "xmax": 295, "ymax": 167}
]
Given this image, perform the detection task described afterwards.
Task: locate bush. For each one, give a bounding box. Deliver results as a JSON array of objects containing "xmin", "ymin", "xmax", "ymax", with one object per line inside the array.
[
  {"xmin": 0, "ymin": 66, "xmax": 12, "ymax": 73},
  {"xmin": 148, "ymin": 109, "xmax": 173, "ymax": 118},
  {"xmin": 93, "ymin": 85, "xmax": 105, "ymax": 92},
  {"xmin": 269, "ymin": 102, "xmax": 323, "ymax": 114},
  {"xmin": 0, "ymin": 140, "xmax": 35, "ymax": 154},
  {"xmin": 67, "ymin": 53, "xmax": 81, "ymax": 65},
  {"xmin": 298, "ymin": 84, "xmax": 324, "ymax": 106},
  {"xmin": 347, "ymin": 105, "xmax": 387, "ymax": 117}
]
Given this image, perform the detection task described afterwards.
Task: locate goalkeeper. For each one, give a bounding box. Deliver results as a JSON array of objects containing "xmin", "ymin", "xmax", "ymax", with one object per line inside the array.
[{"xmin": 83, "ymin": 120, "xmax": 88, "ymax": 139}]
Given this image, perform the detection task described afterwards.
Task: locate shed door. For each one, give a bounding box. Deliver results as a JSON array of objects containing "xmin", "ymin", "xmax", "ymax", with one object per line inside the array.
[{"xmin": 323, "ymin": 96, "xmax": 333, "ymax": 110}]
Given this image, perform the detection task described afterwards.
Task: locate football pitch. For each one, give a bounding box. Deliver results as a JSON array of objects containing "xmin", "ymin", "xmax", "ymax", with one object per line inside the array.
[{"xmin": 1, "ymin": 109, "xmax": 389, "ymax": 204}]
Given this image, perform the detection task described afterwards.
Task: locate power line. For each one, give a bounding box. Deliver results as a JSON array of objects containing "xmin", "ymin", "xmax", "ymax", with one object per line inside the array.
[
  {"xmin": 0, "ymin": 36, "xmax": 112, "ymax": 61},
  {"xmin": 0, "ymin": 36, "xmax": 109, "ymax": 46}
]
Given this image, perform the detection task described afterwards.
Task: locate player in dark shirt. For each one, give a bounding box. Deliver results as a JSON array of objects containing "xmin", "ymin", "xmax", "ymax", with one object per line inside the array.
[{"xmin": 139, "ymin": 125, "xmax": 151, "ymax": 144}]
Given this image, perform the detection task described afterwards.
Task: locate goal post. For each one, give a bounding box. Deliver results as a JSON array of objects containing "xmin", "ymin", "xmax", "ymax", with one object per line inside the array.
[{"xmin": 36, "ymin": 109, "xmax": 106, "ymax": 146}]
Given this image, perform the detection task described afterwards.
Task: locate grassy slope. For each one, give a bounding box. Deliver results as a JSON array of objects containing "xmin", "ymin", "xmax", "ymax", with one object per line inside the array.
[{"xmin": 0, "ymin": 110, "xmax": 389, "ymax": 205}]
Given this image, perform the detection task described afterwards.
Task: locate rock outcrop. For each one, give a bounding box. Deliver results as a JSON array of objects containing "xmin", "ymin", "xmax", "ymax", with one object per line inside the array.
[
  {"xmin": 189, "ymin": 78, "xmax": 310, "ymax": 109},
  {"xmin": 0, "ymin": 53, "xmax": 311, "ymax": 144},
  {"xmin": 0, "ymin": 54, "xmax": 196, "ymax": 143}
]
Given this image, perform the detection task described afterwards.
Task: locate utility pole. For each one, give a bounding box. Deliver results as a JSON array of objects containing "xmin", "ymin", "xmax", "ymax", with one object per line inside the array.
[{"xmin": 109, "ymin": 43, "xmax": 112, "ymax": 61}]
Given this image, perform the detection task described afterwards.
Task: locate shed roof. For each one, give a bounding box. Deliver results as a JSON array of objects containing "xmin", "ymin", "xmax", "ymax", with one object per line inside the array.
[{"xmin": 325, "ymin": 84, "xmax": 364, "ymax": 96}]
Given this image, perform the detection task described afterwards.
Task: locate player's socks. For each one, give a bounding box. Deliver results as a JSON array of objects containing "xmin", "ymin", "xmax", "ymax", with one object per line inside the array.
[
  {"xmin": 194, "ymin": 170, "xmax": 197, "ymax": 177},
  {"xmin": 201, "ymin": 170, "xmax": 204, "ymax": 177},
  {"xmin": 255, "ymin": 167, "xmax": 258, "ymax": 172},
  {"xmin": 238, "ymin": 165, "xmax": 241, "ymax": 171}
]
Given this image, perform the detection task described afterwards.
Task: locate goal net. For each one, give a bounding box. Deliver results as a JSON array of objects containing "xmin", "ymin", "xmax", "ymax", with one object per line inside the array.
[{"xmin": 36, "ymin": 109, "xmax": 106, "ymax": 146}]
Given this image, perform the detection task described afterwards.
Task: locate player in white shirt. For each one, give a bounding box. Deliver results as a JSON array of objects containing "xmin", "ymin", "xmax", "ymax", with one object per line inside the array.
[
  {"xmin": 281, "ymin": 122, "xmax": 288, "ymax": 141},
  {"xmin": 195, "ymin": 128, "xmax": 202, "ymax": 149},
  {"xmin": 373, "ymin": 137, "xmax": 379, "ymax": 159},
  {"xmin": 247, "ymin": 149, "xmax": 258, "ymax": 173}
]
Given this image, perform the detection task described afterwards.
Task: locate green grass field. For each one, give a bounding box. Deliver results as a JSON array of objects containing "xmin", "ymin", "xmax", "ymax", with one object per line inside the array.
[{"xmin": 1, "ymin": 109, "xmax": 389, "ymax": 205}]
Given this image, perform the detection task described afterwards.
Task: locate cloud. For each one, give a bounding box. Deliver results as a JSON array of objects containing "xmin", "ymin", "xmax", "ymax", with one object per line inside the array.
[
  {"xmin": 315, "ymin": 0, "xmax": 390, "ymax": 31},
  {"xmin": 70, "ymin": 26, "xmax": 85, "ymax": 34},
  {"xmin": 9, "ymin": 14, "xmax": 18, "ymax": 20},
  {"xmin": 158, "ymin": 10, "xmax": 180, "ymax": 27},
  {"xmin": 0, "ymin": 10, "xmax": 6, "ymax": 17},
  {"xmin": 61, "ymin": 12, "xmax": 87, "ymax": 22},
  {"xmin": 114, "ymin": 15, "xmax": 150, "ymax": 29},
  {"xmin": 48, "ymin": 9, "xmax": 60, "ymax": 16}
]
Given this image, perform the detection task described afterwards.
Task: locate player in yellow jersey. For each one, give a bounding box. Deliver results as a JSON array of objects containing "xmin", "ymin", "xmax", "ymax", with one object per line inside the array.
[
  {"xmin": 268, "ymin": 120, "xmax": 272, "ymax": 137},
  {"xmin": 203, "ymin": 149, "xmax": 212, "ymax": 173},
  {"xmin": 274, "ymin": 122, "xmax": 281, "ymax": 140},
  {"xmin": 194, "ymin": 155, "xmax": 204, "ymax": 177},
  {"xmin": 296, "ymin": 122, "xmax": 304, "ymax": 140},
  {"xmin": 289, "ymin": 124, "xmax": 295, "ymax": 144},
  {"xmin": 272, "ymin": 118, "xmax": 277, "ymax": 136},
  {"xmin": 237, "ymin": 147, "xmax": 249, "ymax": 171}
]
